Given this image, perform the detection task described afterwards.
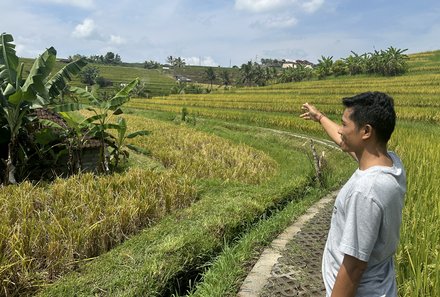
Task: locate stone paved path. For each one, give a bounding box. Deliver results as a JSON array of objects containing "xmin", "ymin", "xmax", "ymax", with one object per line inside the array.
[{"xmin": 238, "ymin": 191, "xmax": 336, "ymax": 297}]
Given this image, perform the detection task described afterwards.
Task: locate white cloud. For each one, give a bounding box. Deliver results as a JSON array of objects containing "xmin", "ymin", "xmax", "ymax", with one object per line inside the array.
[
  {"xmin": 254, "ymin": 16, "xmax": 298, "ymax": 28},
  {"xmin": 235, "ymin": 0, "xmax": 292, "ymax": 13},
  {"xmin": 302, "ymin": 0, "xmax": 324, "ymax": 13},
  {"xmin": 109, "ymin": 35, "xmax": 125, "ymax": 45},
  {"xmin": 234, "ymin": 0, "xmax": 325, "ymax": 13},
  {"xmin": 37, "ymin": 0, "xmax": 95, "ymax": 9},
  {"xmin": 185, "ymin": 56, "xmax": 219, "ymax": 66},
  {"xmin": 72, "ymin": 18, "xmax": 97, "ymax": 39}
]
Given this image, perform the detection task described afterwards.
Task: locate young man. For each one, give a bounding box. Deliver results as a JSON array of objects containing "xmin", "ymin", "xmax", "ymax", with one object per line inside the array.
[{"xmin": 300, "ymin": 92, "xmax": 406, "ymax": 297}]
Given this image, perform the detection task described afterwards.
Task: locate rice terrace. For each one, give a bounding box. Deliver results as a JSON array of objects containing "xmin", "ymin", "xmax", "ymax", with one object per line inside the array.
[{"xmin": 1, "ymin": 30, "xmax": 439, "ymax": 297}]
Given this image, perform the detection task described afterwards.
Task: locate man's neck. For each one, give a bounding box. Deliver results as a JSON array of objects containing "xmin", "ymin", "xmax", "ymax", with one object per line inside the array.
[{"xmin": 356, "ymin": 145, "xmax": 392, "ymax": 171}]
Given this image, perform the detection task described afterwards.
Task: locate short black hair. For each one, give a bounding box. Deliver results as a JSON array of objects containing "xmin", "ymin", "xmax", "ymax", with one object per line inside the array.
[{"xmin": 342, "ymin": 91, "xmax": 396, "ymax": 143}]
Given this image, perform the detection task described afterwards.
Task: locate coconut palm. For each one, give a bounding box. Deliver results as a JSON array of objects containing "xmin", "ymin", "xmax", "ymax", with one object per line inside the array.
[{"xmin": 204, "ymin": 67, "xmax": 216, "ymax": 90}]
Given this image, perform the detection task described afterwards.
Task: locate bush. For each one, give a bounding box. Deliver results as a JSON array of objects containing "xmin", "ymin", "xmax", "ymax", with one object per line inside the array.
[
  {"xmin": 96, "ymin": 76, "xmax": 113, "ymax": 88},
  {"xmin": 332, "ymin": 60, "xmax": 348, "ymax": 76}
]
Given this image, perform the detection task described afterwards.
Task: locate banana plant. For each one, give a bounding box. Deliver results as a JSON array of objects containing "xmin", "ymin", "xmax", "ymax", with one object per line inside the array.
[
  {"xmin": 0, "ymin": 33, "xmax": 87, "ymax": 184},
  {"xmin": 109, "ymin": 117, "xmax": 150, "ymax": 169},
  {"xmin": 69, "ymin": 78, "xmax": 149, "ymax": 172}
]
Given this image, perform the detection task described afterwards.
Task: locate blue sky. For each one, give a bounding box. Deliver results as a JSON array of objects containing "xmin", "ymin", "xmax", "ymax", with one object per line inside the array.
[{"xmin": 2, "ymin": 0, "xmax": 439, "ymax": 66}]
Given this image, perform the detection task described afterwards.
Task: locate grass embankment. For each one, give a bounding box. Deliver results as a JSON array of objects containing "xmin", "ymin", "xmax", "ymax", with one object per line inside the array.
[{"xmin": 38, "ymin": 111, "xmax": 352, "ymax": 296}]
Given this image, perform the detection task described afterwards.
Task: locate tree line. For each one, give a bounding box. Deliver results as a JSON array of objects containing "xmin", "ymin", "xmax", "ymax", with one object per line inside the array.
[
  {"xmin": 68, "ymin": 51, "xmax": 122, "ymax": 65},
  {"xmin": 235, "ymin": 46, "xmax": 409, "ymax": 87}
]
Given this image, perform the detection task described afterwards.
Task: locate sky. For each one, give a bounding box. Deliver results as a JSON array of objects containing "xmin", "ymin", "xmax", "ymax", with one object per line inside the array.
[{"xmin": 2, "ymin": 0, "xmax": 440, "ymax": 67}]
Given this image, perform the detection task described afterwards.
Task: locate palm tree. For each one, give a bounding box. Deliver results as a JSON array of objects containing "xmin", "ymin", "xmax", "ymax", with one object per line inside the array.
[
  {"xmin": 204, "ymin": 67, "xmax": 216, "ymax": 90},
  {"xmin": 174, "ymin": 57, "xmax": 186, "ymax": 68},
  {"xmin": 220, "ymin": 69, "xmax": 231, "ymax": 88},
  {"xmin": 239, "ymin": 61, "xmax": 254, "ymax": 86}
]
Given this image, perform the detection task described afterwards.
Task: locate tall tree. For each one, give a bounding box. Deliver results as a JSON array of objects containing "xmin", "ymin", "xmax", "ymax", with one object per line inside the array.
[
  {"xmin": 204, "ymin": 67, "xmax": 216, "ymax": 90},
  {"xmin": 80, "ymin": 66, "xmax": 100, "ymax": 86},
  {"xmin": 220, "ymin": 69, "xmax": 231, "ymax": 87}
]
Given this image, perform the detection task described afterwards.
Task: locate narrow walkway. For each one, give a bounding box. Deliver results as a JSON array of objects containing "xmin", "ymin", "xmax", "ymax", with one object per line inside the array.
[{"xmin": 238, "ymin": 191, "xmax": 337, "ymax": 297}]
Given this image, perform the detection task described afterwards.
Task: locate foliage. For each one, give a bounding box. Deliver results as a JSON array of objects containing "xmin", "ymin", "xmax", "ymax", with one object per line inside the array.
[
  {"xmin": 69, "ymin": 78, "xmax": 148, "ymax": 172},
  {"xmin": 327, "ymin": 47, "xmax": 408, "ymax": 77},
  {"xmin": 315, "ymin": 56, "xmax": 334, "ymax": 79},
  {"xmin": 238, "ymin": 61, "xmax": 269, "ymax": 87},
  {"xmin": 70, "ymin": 52, "xmax": 122, "ymax": 65},
  {"xmin": 372, "ymin": 47, "xmax": 408, "ymax": 76},
  {"xmin": 96, "ymin": 76, "xmax": 113, "ymax": 88},
  {"xmin": 220, "ymin": 69, "xmax": 231, "ymax": 87},
  {"xmin": 80, "ymin": 65, "xmax": 99, "ymax": 85},
  {"xmin": 167, "ymin": 56, "xmax": 186, "ymax": 68},
  {"xmin": 204, "ymin": 67, "xmax": 216, "ymax": 90},
  {"xmin": 170, "ymin": 82, "xmax": 206, "ymax": 94},
  {"xmin": 331, "ymin": 59, "xmax": 348, "ymax": 76},
  {"xmin": 278, "ymin": 64, "xmax": 313, "ymax": 83},
  {"xmin": 260, "ymin": 58, "xmax": 286, "ymax": 67},
  {"xmin": 343, "ymin": 51, "xmax": 367, "ymax": 75},
  {"xmin": 103, "ymin": 52, "xmax": 122, "ymax": 64},
  {"xmin": 0, "ymin": 32, "xmax": 87, "ymax": 184},
  {"xmin": 144, "ymin": 60, "xmax": 161, "ymax": 69}
]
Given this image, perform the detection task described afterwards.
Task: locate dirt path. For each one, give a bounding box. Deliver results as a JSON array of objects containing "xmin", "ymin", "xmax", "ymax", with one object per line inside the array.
[{"xmin": 238, "ymin": 190, "xmax": 337, "ymax": 297}]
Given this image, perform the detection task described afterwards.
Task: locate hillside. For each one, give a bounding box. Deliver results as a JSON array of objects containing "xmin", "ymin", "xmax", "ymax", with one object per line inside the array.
[
  {"xmin": 168, "ymin": 65, "xmax": 240, "ymax": 85},
  {"xmin": 20, "ymin": 57, "xmax": 241, "ymax": 98},
  {"xmin": 20, "ymin": 58, "xmax": 176, "ymax": 97}
]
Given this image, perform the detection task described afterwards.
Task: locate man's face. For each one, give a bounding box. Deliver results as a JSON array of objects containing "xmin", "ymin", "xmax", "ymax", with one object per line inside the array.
[{"xmin": 338, "ymin": 108, "xmax": 364, "ymax": 153}]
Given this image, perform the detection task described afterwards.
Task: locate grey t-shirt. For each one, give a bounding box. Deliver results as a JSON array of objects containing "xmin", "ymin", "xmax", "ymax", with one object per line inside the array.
[{"xmin": 322, "ymin": 152, "xmax": 406, "ymax": 296}]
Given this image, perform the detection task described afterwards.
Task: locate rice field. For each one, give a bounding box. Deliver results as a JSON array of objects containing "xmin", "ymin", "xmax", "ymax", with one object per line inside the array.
[
  {"xmin": 126, "ymin": 51, "xmax": 440, "ymax": 296},
  {"xmin": 3, "ymin": 50, "xmax": 439, "ymax": 296},
  {"xmin": 0, "ymin": 115, "xmax": 277, "ymax": 296}
]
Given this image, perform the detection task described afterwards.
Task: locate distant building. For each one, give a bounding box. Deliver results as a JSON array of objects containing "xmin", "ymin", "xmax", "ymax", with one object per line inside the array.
[
  {"xmin": 57, "ymin": 58, "xmax": 71, "ymax": 63},
  {"xmin": 175, "ymin": 75, "xmax": 192, "ymax": 82},
  {"xmin": 282, "ymin": 60, "xmax": 315, "ymax": 69}
]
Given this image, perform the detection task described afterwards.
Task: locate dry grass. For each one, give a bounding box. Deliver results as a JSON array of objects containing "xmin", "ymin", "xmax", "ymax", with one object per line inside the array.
[{"xmin": 0, "ymin": 169, "xmax": 196, "ymax": 295}]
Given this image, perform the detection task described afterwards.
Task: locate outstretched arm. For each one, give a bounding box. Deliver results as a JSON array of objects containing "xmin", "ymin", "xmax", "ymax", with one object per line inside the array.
[{"xmin": 300, "ymin": 103, "xmax": 357, "ymax": 161}]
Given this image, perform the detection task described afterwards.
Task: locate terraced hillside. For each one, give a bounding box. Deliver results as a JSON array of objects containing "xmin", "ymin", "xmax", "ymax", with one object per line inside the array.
[
  {"xmin": 20, "ymin": 58, "xmax": 176, "ymax": 97},
  {"xmin": 10, "ymin": 51, "xmax": 439, "ymax": 297},
  {"xmin": 126, "ymin": 50, "xmax": 440, "ymax": 296}
]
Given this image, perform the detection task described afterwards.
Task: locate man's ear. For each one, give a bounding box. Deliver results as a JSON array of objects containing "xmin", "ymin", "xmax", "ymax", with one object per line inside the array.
[{"xmin": 362, "ymin": 124, "xmax": 373, "ymax": 140}]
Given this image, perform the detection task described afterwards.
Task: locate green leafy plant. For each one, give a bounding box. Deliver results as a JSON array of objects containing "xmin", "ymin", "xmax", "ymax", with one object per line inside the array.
[
  {"xmin": 0, "ymin": 33, "xmax": 87, "ymax": 184},
  {"xmin": 69, "ymin": 78, "xmax": 149, "ymax": 172}
]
